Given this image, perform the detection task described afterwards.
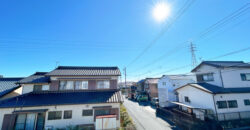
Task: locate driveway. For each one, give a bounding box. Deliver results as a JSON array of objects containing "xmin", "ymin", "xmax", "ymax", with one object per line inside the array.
[{"xmin": 123, "ymin": 98, "xmax": 177, "ymax": 130}]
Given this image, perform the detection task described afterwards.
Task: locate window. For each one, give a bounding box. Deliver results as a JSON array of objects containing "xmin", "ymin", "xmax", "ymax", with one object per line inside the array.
[
  {"xmin": 15, "ymin": 114, "xmax": 26, "ymax": 130},
  {"xmin": 75, "ymin": 81, "xmax": 88, "ymax": 90},
  {"xmin": 34, "ymin": 85, "xmax": 49, "ymax": 92},
  {"xmin": 241, "ymin": 73, "xmax": 250, "ymax": 81},
  {"xmin": 217, "ymin": 101, "xmax": 228, "ymax": 109},
  {"xmin": 48, "ymin": 111, "xmax": 62, "ymax": 120},
  {"xmin": 202, "ymin": 73, "xmax": 214, "ymax": 81},
  {"xmin": 60, "ymin": 81, "xmax": 67, "ymax": 90},
  {"xmin": 244, "ymin": 99, "xmax": 250, "ymax": 106},
  {"xmin": 228, "ymin": 100, "xmax": 238, "ymax": 108},
  {"xmin": 33, "ymin": 85, "xmax": 43, "ymax": 92},
  {"xmin": 64, "ymin": 110, "xmax": 72, "ymax": 119},
  {"xmin": 162, "ymin": 82, "xmax": 166, "ymax": 86},
  {"xmin": 42, "ymin": 85, "xmax": 49, "ymax": 91},
  {"xmin": 82, "ymin": 110, "xmax": 93, "ymax": 116},
  {"xmin": 184, "ymin": 96, "xmax": 190, "ymax": 103},
  {"xmin": 95, "ymin": 109, "xmax": 110, "ymax": 116},
  {"xmin": 97, "ymin": 80, "xmax": 110, "ymax": 89},
  {"xmin": 60, "ymin": 81, "xmax": 73, "ymax": 90}
]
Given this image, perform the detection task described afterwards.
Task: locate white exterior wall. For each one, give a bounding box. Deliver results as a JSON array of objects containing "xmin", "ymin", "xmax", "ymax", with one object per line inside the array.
[
  {"xmin": 194, "ymin": 65, "xmax": 223, "ymax": 87},
  {"xmin": 214, "ymin": 93, "xmax": 250, "ymax": 113},
  {"xmin": 22, "ymin": 84, "xmax": 34, "ymax": 94},
  {"xmin": 195, "ymin": 65, "xmax": 250, "ymax": 88},
  {"xmin": 158, "ymin": 76, "xmax": 195, "ymax": 107},
  {"xmin": 176, "ymin": 85, "xmax": 216, "ymax": 113},
  {"xmin": 0, "ymin": 103, "xmax": 120, "ymax": 129},
  {"xmin": 221, "ymin": 68, "xmax": 250, "ymax": 88}
]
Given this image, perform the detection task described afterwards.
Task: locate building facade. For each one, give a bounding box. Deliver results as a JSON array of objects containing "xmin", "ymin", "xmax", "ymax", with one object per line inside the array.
[
  {"xmin": 175, "ymin": 61, "xmax": 250, "ymax": 121},
  {"xmin": 158, "ymin": 75, "xmax": 195, "ymax": 107},
  {"xmin": 0, "ymin": 66, "xmax": 122, "ymax": 130}
]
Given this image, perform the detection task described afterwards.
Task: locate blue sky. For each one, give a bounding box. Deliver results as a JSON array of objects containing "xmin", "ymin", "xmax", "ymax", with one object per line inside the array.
[{"xmin": 0, "ymin": 0, "xmax": 249, "ymax": 81}]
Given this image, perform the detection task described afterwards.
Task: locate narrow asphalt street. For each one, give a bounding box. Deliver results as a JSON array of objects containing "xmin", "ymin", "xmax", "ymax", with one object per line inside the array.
[{"xmin": 123, "ymin": 98, "xmax": 176, "ymax": 130}]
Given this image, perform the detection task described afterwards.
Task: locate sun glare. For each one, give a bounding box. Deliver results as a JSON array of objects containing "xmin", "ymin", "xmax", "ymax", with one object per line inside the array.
[{"xmin": 152, "ymin": 2, "xmax": 171, "ymax": 22}]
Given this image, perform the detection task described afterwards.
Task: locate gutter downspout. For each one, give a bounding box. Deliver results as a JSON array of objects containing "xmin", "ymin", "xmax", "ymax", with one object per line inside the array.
[
  {"xmin": 212, "ymin": 94, "xmax": 218, "ymax": 121},
  {"xmin": 219, "ymin": 69, "xmax": 224, "ymax": 88}
]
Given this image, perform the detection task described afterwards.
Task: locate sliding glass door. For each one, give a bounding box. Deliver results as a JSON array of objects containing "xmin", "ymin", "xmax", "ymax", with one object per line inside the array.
[{"xmin": 25, "ymin": 114, "xmax": 36, "ymax": 130}]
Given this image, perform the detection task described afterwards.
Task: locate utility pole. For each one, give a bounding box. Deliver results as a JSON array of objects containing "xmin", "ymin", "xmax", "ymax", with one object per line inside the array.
[
  {"xmin": 123, "ymin": 67, "xmax": 127, "ymax": 88},
  {"xmin": 123, "ymin": 67, "xmax": 127, "ymax": 96},
  {"xmin": 190, "ymin": 42, "xmax": 197, "ymax": 68}
]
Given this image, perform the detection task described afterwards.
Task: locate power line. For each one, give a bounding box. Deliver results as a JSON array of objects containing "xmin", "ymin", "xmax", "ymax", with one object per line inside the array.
[
  {"xmin": 138, "ymin": 46, "xmax": 250, "ymax": 78},
  {"xmin": 196, "ymin": 3, "xmax": 250, "ymax": 41},
  {"xmin": 126, "ymin": 0, "xmax": 196, "ymax": 67},
  {"xmin": 128, "ymin": 3, "xmax": 250, "ymax": 77}
]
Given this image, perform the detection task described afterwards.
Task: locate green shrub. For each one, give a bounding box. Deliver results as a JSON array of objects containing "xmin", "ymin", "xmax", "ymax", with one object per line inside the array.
[{"xmin": 120, "ymin": 104, "xmax": 136, "ymax": 130}]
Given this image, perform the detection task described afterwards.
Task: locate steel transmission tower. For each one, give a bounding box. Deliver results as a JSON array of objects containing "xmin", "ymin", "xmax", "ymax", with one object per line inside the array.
[{"xmin": 190, "ymin": 42, "xmax": 197, "ymax": 68}]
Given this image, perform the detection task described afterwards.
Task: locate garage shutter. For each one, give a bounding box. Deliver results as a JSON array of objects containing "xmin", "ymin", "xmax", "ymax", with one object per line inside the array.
[{"xmin": 1, "ymin": 114, "xmax": 17, "ymax": 130}]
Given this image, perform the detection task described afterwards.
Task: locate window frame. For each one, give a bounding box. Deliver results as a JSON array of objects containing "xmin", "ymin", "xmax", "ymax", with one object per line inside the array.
[
  {"xmin": 33, "ymin": 85, "xmax": 43, "ymax": 92},
  {"xmin": 48, "ymin": 111, "xmax": 62, "ymax": 120},
  {"xmin": 82, "ymin": 109, "xmax": 93, "ymax": 116},
  {"xmin": 202, "ymin": 73, "xmax": 214, "ymax": 82},
  {"xmin": 217, "ymin": 101, "xmax": 228, "ymax": 109},
  {"xmin": 241, "ymin": 73, "xmax": 250, "ymax": 81},
  {"xmin": 75, "ymin": 81, "xmax": 88, "ymax": 90},
  {"xmin": 228, "ymin": 100, "xmax": 238, "ymax": 108},
  {"xmin": 184, "ymin": 96, "xmax": 190, "ymax": 103},
  {"xmin": 63, "ymin": 110, "xmax": 72, "ymax": 119},
  {"xmin": 244, "ymin": 99, "xmax": 250, "ymax": 106},
  {"xmin": 97, "ymin": 80, "xmax": 110, "ymax": 89}
]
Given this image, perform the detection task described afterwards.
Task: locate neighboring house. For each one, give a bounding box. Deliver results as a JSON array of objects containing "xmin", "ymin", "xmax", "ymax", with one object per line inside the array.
[
  {"xmin": 17, "ymin": 72, "xmax": 50, "ymax": 94},
  {"xmin": 158, "ymin": 75, "xmax": 195, "ymax": 107},
  {"xmin": 118, "ymin": 82, "xmax": 135, "ymax": 89},
  {"xmin": 175, "ymin": 61, "xmax": 250, "ymax": 121},
  {"xmin": 144, "ymin": 78, "xmax": 160, "ymax": 100},
  {"xmin": 128, "ymin": 86, "xmax": 137, "ymax": 99},
  {"xmin": 0, "ymin": 78, "xmax": 23, "ymax": 101},
  {"xmin": 136, "ymin": 79, "xmax": 145, "ymax": 93},
  {"xmin": 0, "ymin": 66, "xmax": 122, "ymax": 130}
]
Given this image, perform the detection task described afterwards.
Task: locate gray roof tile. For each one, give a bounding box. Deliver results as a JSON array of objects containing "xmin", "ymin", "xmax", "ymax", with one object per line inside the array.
[
  {"xmin": 0, "ymin": 90, "xmax": 122, "ymax": 108},
  {"xmin": 177, "ymin": 83, "xmax": 250, "ymax": 94},
  {"xmin": 18, "ymin": 72, "xmax": 50, "ymax": 84},
  {"xmin": 0, "ymin": 78, "xmax": 23, "ymax": 97},
  {"xmin": 192, "ymin": 61, "xmax": 250, "ymax": 72},
  {"xmin": 46, "ymin": 66, "xmax": 121, "ymax": 76}
]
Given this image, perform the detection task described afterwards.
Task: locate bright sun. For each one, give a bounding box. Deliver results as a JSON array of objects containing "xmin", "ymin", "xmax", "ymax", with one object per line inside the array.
[{"xmin": 152, "ymin": 2, "xmax": 171, "ymax": 22}]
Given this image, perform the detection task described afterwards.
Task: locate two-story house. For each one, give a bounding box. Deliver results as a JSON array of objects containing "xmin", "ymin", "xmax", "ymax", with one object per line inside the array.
[
  {"xmin": 144, "ymin": 78, "xmax": 160, "ymax": 100},
  {"xmin": 0, "ymin": 66, "xmax": 122, "ymax": 130},
  {"xmin": 158, "ymin": 75, "xmax": 195, "ymax": 107},
  {"xmin": 175, "ymin": 61, "xmax": 250, "ymax": 121}
]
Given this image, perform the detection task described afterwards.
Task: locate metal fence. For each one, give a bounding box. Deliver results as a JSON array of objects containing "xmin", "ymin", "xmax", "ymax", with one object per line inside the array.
[
  {"xmin": 194, "ymin": 111, "xmax": 250, "ymax": 121},
  {"xmin": 216, "ymin": 111, "xmax": 250, "ymax": 121}
]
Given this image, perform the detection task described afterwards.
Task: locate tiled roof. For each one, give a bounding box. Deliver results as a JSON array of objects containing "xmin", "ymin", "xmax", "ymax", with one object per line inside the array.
[
  {"xmin": 0, "ymin": 78, "xmax": 23, "ymax": 97},
  {"xmin": 176, "ymin": 83, "xmax": 250, "ymax": 94},
  {"xmin": 18, "ymin": 72, "xmax": 50, "ymax": 84},
  {"xmin": 0, "ymin": 90, "xmax": 123, "ymax": 108},
  {"xmin": 165, "ymin": 75, "xmax": 196, "ymax": 80},
  {"xmin": 191, "ymin": 61, "xmax": 250, "ymax": 72},
  {"xmin": 46, "ymin": 66, "xmax": 121, "ymax": 76},
  {"xmin": 145, "ymin": 78, "xmax": 160, "ymax": 84}
]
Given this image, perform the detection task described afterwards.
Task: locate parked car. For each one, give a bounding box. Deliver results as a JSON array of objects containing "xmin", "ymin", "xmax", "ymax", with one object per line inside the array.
[
  {"xmin": 137, "ymin": 95, "xmax": 148, "ymax": 102},
  {"xmin": 150, "ymin": 97, "xmax": 159, "ymax": 107}
]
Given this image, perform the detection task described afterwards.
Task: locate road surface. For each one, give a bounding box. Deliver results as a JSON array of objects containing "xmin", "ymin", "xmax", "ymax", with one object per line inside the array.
[{"xmin": 123, "ymin": 98, "xmax": 176, "ymax": 130}]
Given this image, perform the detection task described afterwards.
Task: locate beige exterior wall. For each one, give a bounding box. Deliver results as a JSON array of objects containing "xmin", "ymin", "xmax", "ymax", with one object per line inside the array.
[
  {"xmin": 0, "ymin": 87, "xmax": 23, "ymax": 101},
  {"xmin": 0, "ymin": 103, "xmax": 120, "ymax": 130}
]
